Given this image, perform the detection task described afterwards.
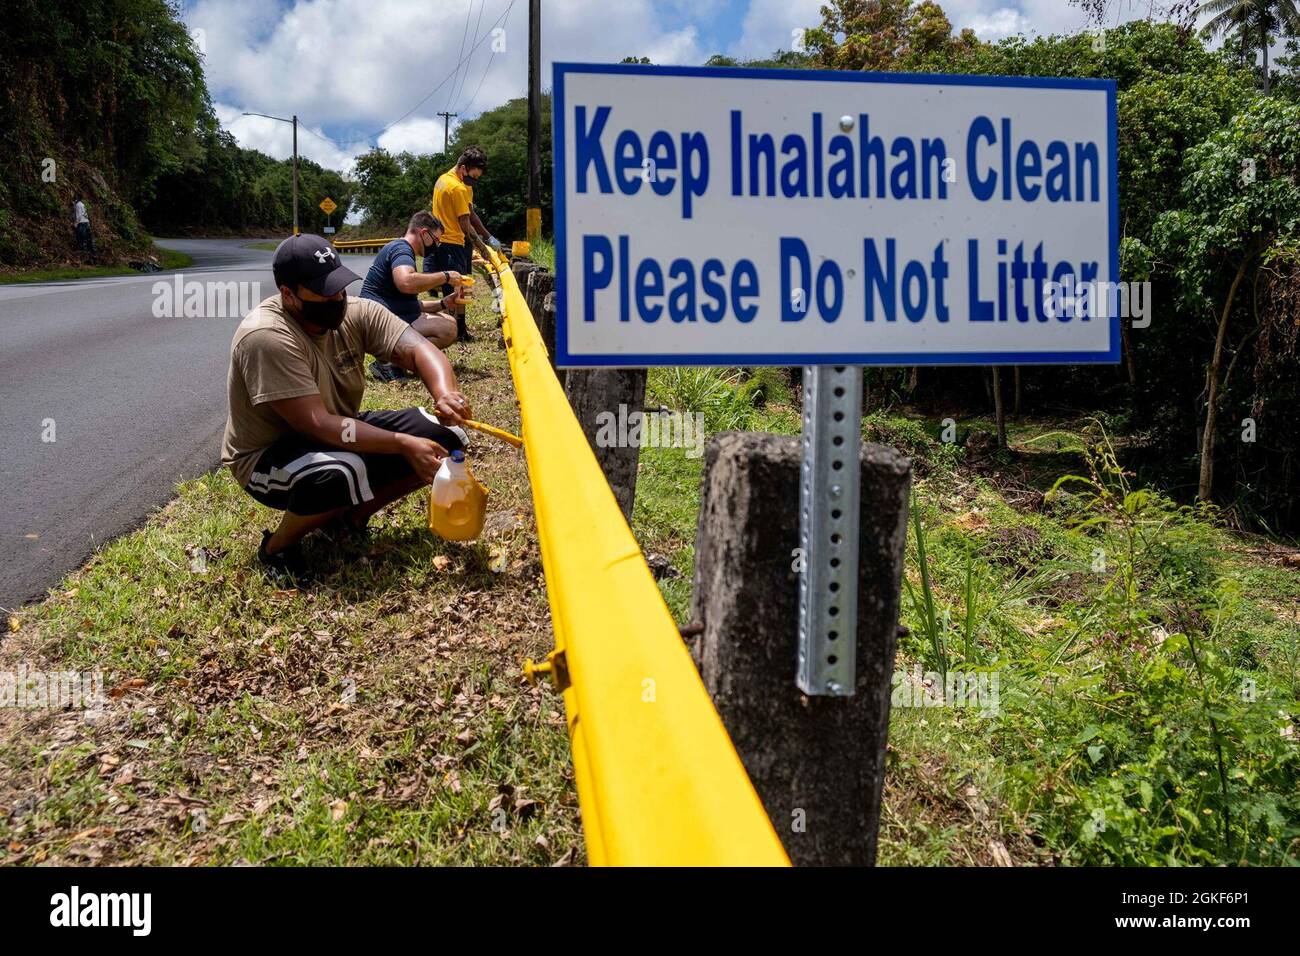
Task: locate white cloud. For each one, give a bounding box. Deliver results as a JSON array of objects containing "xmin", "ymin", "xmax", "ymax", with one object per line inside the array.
[
  {"xmin": 964, "ymin": 8, "xmax": 1033, "ymax": 40},
  {"xmin": 215, "ymin": 102, "xmax": 367, "ymax": 173},
  {"xmin": 378, "ymin": 116, "xmax": 451, "ymax": 156},
  {"xmin": 186, "ymin": 0, "xmax": 707, "ymax": 171},
  {"xmin": 730, "ymin": 0, "xmax": 824, "ymax": 60},
  {"xmin": 193, "ymin": 0, "xmax": 1160, "ymax": 173}
]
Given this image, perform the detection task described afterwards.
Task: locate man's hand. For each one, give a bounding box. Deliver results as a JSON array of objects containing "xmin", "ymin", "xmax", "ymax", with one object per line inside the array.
[
  {"xmin": 444, "ymin": 270, "xmax": 462, "ymax": 286},
  {"xmin": 433, "ymin": 390, "xmax": 471, "ymax": 425},
  {"xmin": 398, "ymin": 432, "xmax": 447, "ymax": 484}
]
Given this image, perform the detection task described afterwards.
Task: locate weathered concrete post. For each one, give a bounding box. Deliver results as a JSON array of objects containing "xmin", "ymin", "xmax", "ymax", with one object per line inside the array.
[
  {"xmin": 526, "ymin": 270, "xmax": 558, "ymax": 377},
  {"xmin": 525, "ymin": 268, "xmax": 553, "ymax": 320},
  {"xmin": 565, "ymin": 368, "xmax": 648, "ymax": 522},
  {"xmin": 692, "ymin": 431, "xmax": 911, "ymax": 865},
  {"xmin": 541, "ymin": 292, "xmax": 564, "ymax": 389},
  {"xmin": 505, "ymin": 260, "xmax": 542, "ymax": 341},
  {"xmin": 510, "ymin": 259, "xmax": 541, "ymax": 292}
]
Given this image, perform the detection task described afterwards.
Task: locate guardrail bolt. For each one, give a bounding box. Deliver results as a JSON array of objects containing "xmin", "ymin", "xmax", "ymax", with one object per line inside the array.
[{"xmin": 524, "ymin": 650, "xmax": 570, "ymax": 691}]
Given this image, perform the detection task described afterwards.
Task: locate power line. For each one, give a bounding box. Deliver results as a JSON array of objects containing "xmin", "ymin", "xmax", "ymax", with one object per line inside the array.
[
  {"xmin": 454, "ymin": 0, "xmax": 488, "ymax": 110},
  {"xmin": 462, "ymin": 0, "xmax": 511, "ymax": 115},
  {"xmin": 300, "ymin": 123, "xmax": 346, "ymax": 150},
  {"xmin": 367, "ymin": 0, "xmax": 517, "ymax": 142},
  {"xmin": 446, "ymin": 0, "xmax": 475, "ymax": 114}
]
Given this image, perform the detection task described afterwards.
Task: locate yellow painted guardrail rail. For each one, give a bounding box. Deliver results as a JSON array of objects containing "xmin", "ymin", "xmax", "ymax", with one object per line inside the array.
[
  {"xmin": 330, "ymin": 237, "xmax": 396, "ymax": 253},
  {"xmin": 484, "ymin": 248, "xmax": 789, "ymax": 867}
]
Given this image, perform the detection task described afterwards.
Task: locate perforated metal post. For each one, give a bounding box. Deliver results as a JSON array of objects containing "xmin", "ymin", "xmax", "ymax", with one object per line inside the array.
[{"xmin": 797, "ymin": 365, "xmax": 863, "ymax": 697}]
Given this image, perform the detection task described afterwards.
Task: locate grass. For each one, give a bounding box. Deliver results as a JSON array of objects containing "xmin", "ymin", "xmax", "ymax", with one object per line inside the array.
[
  {"xmin": 527, "ymin": 238, "xmax": 554, "ymax": 270},
  {"xmin": 3, "ymin": 263, "xmax": 1297, "ymax": 865},
  {"xmin": 0, "ymin": 244, "xmax": 194, "ymax": 283},
  {"xmin": 628, "ymin": 374, "xmax": 1300, "ymax": 866},
  {"xmin": 0, "ymin": 292, "xmax": 582, "ymax": 866}
]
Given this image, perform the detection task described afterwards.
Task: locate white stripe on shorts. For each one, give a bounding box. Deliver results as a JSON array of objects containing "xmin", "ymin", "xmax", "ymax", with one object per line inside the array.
[{"xmin": 248, "ymin": 450, "xmax": 375, "ymax": 505}]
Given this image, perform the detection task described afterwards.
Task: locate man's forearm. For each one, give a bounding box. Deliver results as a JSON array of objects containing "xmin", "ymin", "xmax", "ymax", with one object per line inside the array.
[
  {"xmin": 411, "ymin": 339, "xmax": 457, "ymax": 398},
  {"xmin": 420, "ymin": 296, "xmax": 455, "ymax": 314},
  {"xmin": 469, "ymin": 212, "xmax": 490, "ymax": 242},
  {"xmin": 398, "ymin": 270, "xmax": 452, "ymax": 294},
  {"xmin": 304, "ymin": 413, "xmax": 410, "ymax": 455}
]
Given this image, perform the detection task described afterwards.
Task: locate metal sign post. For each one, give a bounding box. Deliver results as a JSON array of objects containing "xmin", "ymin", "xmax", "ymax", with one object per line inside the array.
[{"xmin": 797, "ymin": 365, "xmax": 863, "ymax": 697}]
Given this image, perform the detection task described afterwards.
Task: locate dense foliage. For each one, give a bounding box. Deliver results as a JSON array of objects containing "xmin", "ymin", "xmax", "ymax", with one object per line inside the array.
[
  {"xmin": 796, "ymin": 6, "xmax": 1300, "ymax": 533},
  {"xmin": 0, "ymin": 0, "xmax": 207, "ymax": 263},
  {"xmin": 0, "ymin": 0, "xmax": 351, "ymax": 266},
  {"xmin": 139, "ymin": 121, "xmax": 354, "ymax": 237}
]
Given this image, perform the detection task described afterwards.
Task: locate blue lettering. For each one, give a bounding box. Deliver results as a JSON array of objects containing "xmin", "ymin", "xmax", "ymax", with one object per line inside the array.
[{"xmin": 575, "ymin": 106, "xmax": 613, "ymax": 194}]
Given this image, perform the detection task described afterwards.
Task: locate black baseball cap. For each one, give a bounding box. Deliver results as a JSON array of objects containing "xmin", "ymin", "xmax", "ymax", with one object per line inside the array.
[{"xmin": 272, "ymin": 234, "xmax": 360, "ymax": 296}]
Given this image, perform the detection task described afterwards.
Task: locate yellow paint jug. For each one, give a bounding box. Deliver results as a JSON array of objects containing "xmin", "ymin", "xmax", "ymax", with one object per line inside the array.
[{"xmin": 428, "ymin": 449, "xmax": 488, "ymax": 541}]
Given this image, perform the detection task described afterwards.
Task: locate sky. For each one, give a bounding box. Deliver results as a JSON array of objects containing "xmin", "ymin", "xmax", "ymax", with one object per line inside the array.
[{"xmin": 176, "ymin": 0, "xmax": 1153, "ymax": 173}]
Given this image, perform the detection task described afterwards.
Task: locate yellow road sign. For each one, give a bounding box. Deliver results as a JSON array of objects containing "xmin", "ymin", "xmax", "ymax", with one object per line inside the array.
[{"xmin": 319, "ymin": 197, "xmax": 337, "ymax": 215}]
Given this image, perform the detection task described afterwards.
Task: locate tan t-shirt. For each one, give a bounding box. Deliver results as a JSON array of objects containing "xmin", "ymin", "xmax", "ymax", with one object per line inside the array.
[{"xmin": 221, "ymin": 294, "xmax": 410, "ymax": 488}]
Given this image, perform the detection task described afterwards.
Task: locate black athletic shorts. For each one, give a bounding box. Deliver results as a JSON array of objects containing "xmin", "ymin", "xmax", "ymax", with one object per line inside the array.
[
  {"xmin": 244, "ymin": 407, "xmax": 467, "ymax": 515},
  {"xmin": 423, "ymin": 241, "xmax": 472, "ymax": 297}
]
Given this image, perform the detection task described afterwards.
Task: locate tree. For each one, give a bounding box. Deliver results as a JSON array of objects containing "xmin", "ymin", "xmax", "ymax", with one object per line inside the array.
[
  {"xmin": 0, "ymin": 0, "xmax": 208, "ymax": 263},
  {"xmin": 443, "ymin": 94, "xmax": 553, "ymax": 241},
  {"xmin": 1199, "ymin": 0, "xmax": 1300, "ymax": 92},
  {"xmin": 804, "ymin": 0, "xmax": 982, "ymax": 72},
  {"xmin": 1151, "ymin": 96, "xmax": 1300, "ymax": 500}
]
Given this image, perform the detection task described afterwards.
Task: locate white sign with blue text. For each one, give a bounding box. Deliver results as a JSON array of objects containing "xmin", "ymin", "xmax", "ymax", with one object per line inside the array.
[{"xmin": 552, "ymin": 62, "xmax": 1120, "ymax": 368}]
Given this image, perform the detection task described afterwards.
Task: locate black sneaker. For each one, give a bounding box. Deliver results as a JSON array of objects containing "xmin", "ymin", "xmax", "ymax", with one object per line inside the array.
[
  {"xmin": 456, "ymin": 316, "xmax": 474, "ymax": 343},
  {"xmin": 257, "ymin": 530, "xmax": 310, "ymax": 584},
  {"xmin": 320, "ymin": 515, "xmax": 371, "ymax": 549},
  {"xmin": 370, "ymin": 360, "xmax": 405, "ymax": 382}
]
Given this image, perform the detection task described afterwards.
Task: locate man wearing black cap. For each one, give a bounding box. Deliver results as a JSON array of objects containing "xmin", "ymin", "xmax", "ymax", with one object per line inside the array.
[{"xmin": 221, "ymin": 234, "xmax": 473, "ymax": 578}]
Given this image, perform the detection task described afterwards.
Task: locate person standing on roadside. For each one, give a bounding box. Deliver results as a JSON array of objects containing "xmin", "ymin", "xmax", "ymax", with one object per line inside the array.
[
  {"xmin": 73, "ymin": 199, "xmax": 94, "ymax": 255},
  {"xmin": 424, "ymin": 145, "xmax": 501, "ymax": 342}
]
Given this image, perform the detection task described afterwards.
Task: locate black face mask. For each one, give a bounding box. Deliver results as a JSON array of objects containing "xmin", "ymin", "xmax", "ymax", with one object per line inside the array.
[{"xmin": 296, "ymin": 291, "xmax": 348, "ymax": 331}]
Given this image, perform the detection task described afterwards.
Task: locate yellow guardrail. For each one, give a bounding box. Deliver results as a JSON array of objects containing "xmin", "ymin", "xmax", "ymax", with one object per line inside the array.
[
  {"xmin": 485, "ymin": 248, "xmax": 789, "ymax": 866},
  {"xmin": 330, "ymin": 237, "xmax": 395, "ymax": 253}
]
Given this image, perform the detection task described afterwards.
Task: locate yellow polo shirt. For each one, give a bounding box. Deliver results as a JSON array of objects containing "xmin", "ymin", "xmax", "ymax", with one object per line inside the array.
[{"xmin": 432, "ymin": 168, "xmax": 473, "ymax": 246}]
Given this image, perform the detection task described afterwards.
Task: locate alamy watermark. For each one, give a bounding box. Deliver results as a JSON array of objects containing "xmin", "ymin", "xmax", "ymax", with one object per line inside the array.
[
  {"xmin": 1043, "ymin": 276, "xmax": 1151, "ymax": 327},
  {"xmin": 891, "ymin": 664, "xmax": 1000, "ymax": 716},
  {"xmin": 594, "ymin": 404, "xmax": 705, "ymax": 459},
  {"xmin": 1, "ymin": 665, "xmax": 104, "ymax": 716},
  {"xmin": 152, "ymin": 275, "xmax": 261, "ymax": 318}
]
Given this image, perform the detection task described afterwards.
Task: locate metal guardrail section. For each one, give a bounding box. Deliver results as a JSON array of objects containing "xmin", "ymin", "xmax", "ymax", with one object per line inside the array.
[
  {"xmin": 330, "ymin": 237, "xmax": 396, "ymax": 252},
  {"xmin": 485, "ymin": 249, "xmax": 789, "ymax": 866}
]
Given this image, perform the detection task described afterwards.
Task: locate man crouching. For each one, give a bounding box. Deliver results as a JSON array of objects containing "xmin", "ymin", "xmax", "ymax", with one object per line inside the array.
[{"xmin": 221, "ymin": 233, "xmax": 472, "ymax": 579}]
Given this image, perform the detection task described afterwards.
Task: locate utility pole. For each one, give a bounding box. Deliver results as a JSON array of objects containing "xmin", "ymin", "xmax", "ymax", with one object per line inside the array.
[
  {"xmin": 291, "ymin": 114, "xmax": 299, "ymax": 235},
  {"xmin": 244, "ymin": 111, "xmax": 301, "ymax": 235},
  {"xmin": 526, "ymin": 0, "xmax": 541, "ymax": 241},
  {"xmin": 437, "ymin": 111, "xmax": 458, "ymax": 153}
]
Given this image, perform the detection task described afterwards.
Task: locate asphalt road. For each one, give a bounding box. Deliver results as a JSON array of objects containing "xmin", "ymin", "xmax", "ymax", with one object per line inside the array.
[{"xmin": 0, "ymin": 238, "xmax": 378, "ymax": 610}]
